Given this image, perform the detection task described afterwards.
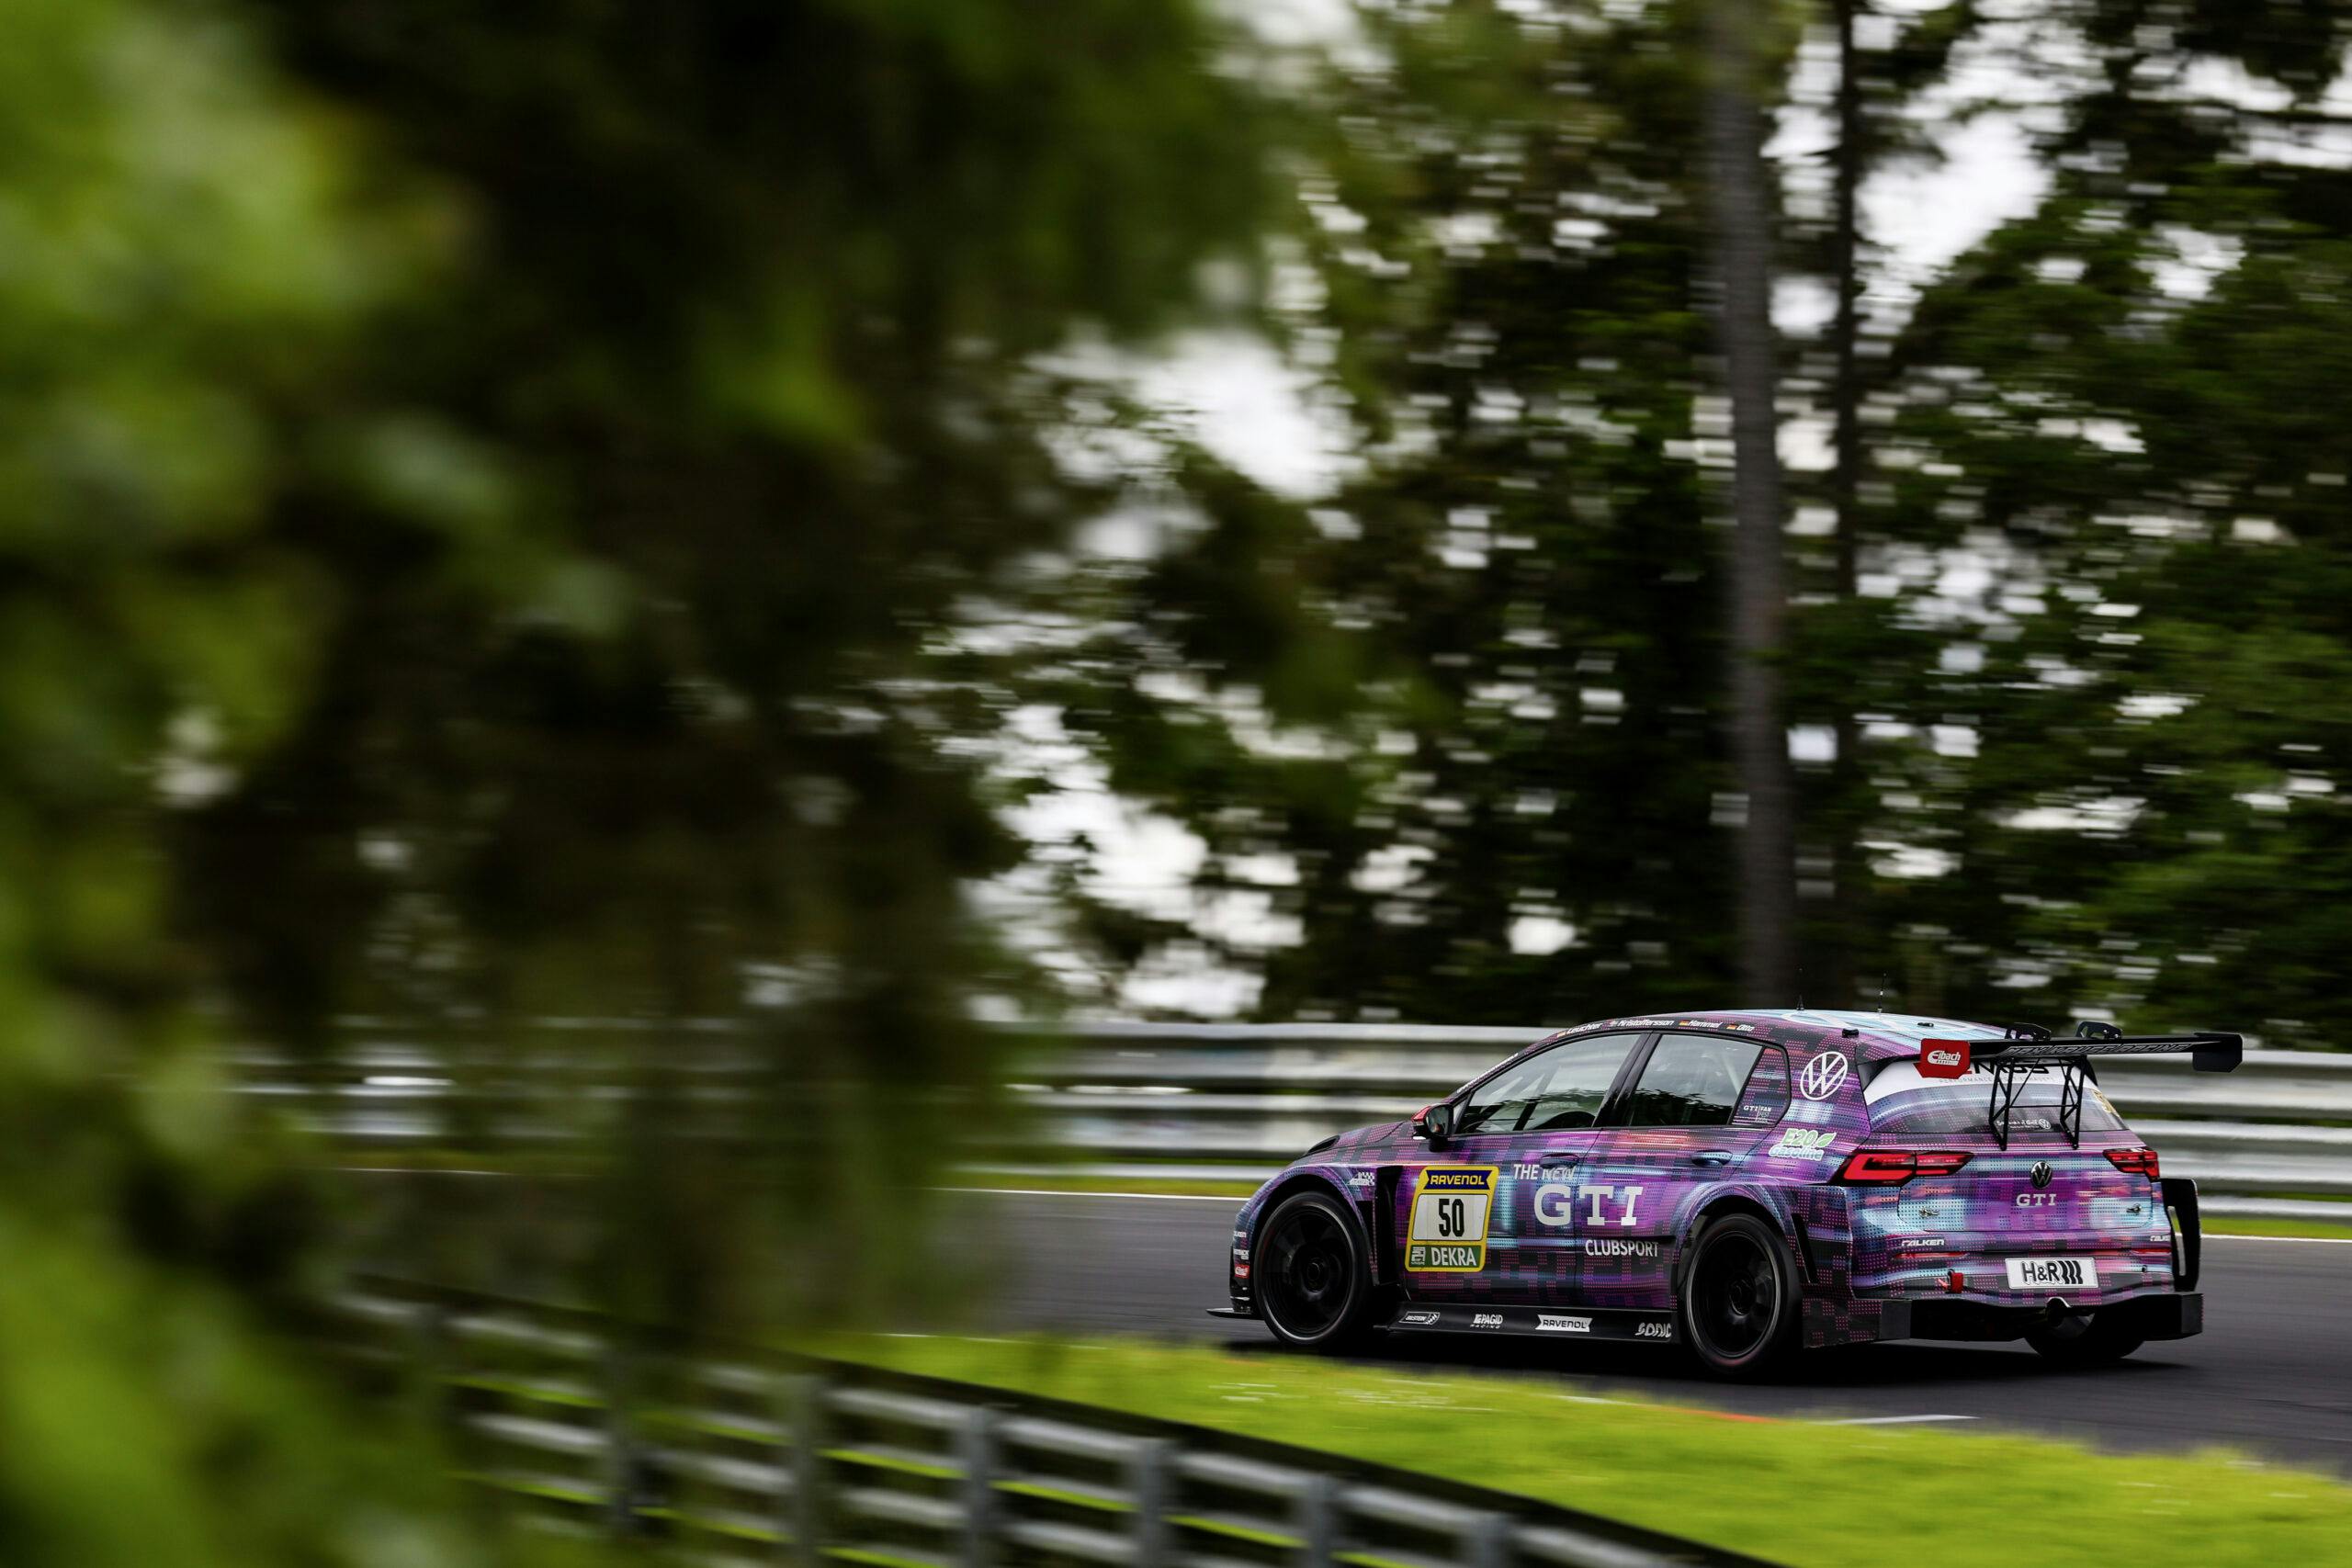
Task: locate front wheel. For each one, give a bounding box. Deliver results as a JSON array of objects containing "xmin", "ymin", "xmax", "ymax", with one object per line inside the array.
[
  {"xmin": 1678, "ymin": 1213, "xmax": 1799, "ymax": 1379},
  {"xmin": 1255, "ymin": 1190, "xmax": 1374, "ymax": 1351},
  {"xmin": 2025, "ymin": 1312, "xmax": 2144, "ymax": 1367}
]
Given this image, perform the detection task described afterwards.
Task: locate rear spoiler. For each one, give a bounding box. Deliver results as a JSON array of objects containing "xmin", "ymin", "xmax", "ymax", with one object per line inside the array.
[{"xmin": 1916, "ymin": 1023, "xmax": 2245, "ymax": 1148}]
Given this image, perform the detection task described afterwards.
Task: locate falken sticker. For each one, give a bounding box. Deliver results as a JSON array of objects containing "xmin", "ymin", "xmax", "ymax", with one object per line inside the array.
[{"xmin": 1407, "ymin": 1166, "xmax": 1497, "ymax": 1271}]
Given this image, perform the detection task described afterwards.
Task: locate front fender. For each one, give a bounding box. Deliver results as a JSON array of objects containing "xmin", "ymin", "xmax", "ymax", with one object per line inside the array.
[{"xmin": 1231, "ymin": 1162, "xmax": 1390, "ymax": 1304}]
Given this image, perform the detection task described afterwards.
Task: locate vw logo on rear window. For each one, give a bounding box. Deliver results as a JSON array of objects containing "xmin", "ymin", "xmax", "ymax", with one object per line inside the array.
[
  {"xmin": 2030, "ymin": 1160, "xmax": 2053, "ymax": 1190},
  {"xmin": 1797, "ymin": 1051, "xmax": 1849, "ymax": 1100}
]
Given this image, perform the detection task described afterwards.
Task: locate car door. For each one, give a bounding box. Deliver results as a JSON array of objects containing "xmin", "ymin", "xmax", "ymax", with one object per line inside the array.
[
  {"xmin": 1584, "ymin": 1031, "xmax": 1781, "ymax": 1308},
  {"xmin": 1396, "ymin": 1030, "xmax": 1646, "ymax": 1308}
]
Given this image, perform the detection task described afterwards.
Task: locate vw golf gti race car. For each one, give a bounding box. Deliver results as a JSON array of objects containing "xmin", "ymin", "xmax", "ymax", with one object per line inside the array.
[{"xmin": 1214, "ymin": 1010, "xmax": 2237, "ymax": 1377}]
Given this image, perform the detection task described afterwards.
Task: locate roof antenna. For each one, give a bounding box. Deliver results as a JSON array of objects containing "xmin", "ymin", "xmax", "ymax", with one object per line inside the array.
[{"xmin": 1877, "ymin": 973, "xmax": 1889, "ymax": 1011}]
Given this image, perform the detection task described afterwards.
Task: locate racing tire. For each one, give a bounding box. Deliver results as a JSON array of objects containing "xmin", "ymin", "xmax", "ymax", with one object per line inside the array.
[
  {"xmin": 1254, "ymin": 1190, "xmax": 1375, "ymax": 1352},
  {"xmin": 1677, "ymin": 1213, "xmax": 1799, "ymax": 1379},
  {"xmin": 2024, "ymin": 1312, "xmax": 2144, "ymax": 1367}
]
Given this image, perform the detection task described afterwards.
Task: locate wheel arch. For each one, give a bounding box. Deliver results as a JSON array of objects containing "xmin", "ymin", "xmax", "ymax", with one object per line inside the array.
[
  {"xmin": 1245, "ymin": 1167, "xmax": 1374, "ymax": 1255},
  {"xmin": 1672, "ymin": 1186, "xmax": 1802, "ymax": 1302}
]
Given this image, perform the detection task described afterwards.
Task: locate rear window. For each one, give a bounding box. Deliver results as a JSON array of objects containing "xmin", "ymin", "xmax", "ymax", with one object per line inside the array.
[
  {"xmin": 1732, "ymin": 1046, "xmax": 1790, "ymax": 1128},
  {"xmin": 1623, "ymin": 1034, "xmax": 1767, "ymax": 1128},
  {"xmin": 1864, "ymin": 1060, "xmax": 2128, "ymax": 1139}
]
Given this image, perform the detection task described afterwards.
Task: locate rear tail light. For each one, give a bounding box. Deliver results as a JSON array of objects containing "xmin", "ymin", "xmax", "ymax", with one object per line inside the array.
[
  {"xmin": 1833, "ymin": 1150, "xmax": 1973, "ymax": 1185},
  {"xmin": 2106, "ymin": 1146, "xmax": 2160, "ymax": 1179}
]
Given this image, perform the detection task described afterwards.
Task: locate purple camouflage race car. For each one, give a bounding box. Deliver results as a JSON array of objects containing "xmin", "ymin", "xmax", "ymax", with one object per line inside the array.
[{"xmin": 1214, "ymin": 1010, "xmax": 2238, "ymax": 1377}]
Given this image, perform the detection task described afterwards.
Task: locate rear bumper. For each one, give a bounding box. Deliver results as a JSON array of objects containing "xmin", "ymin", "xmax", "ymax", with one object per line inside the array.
[{"xmin": 1877, "ymin": 1291, "xmax": 2202, "ymax": 1344}]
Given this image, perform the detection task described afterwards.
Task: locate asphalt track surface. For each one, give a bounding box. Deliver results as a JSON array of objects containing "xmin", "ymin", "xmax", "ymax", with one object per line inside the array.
[{"xmin": 943, "ymin": 1189, "xmax": 2352, "ymax": 1473}]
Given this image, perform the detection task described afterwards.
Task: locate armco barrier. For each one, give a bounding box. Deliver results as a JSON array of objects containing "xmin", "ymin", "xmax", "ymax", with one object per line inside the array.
[
  {"xmin": 336, "ymin": 1278, "xmax": 1771, "ymax": 1568},
  {"xmin": 245, "ymin": 1021, "xmax": 2352, "ymax": 1217}
]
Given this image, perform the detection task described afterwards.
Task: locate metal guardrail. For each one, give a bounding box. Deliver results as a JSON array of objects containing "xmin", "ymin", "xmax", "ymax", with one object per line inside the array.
[
  {"xmin": 334, "ymin": 1278, "xmax": 1770, "ymax": 1568},
  {"xmin": 248, "ymin": 1021, "xmax": 2352, "ymax": 1217},
  {"xmin": 995, "ymin": 1026, "xmax": 2352, "ymax": 1215}
]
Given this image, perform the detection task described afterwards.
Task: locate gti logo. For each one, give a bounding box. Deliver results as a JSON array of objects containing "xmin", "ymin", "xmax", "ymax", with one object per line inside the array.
[{"xmin": 1533, "ymin": 1183, "xmax": 1644, "ymax": 1228}]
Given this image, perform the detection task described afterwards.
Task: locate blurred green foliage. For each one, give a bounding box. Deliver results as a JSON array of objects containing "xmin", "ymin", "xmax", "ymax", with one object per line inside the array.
[{"xmin": 0, "ymin": 0, "xmax": 1270, "ymax": 1557}]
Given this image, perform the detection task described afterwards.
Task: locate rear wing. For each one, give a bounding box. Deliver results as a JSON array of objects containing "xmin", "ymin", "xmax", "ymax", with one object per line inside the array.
[{"xmin": 1917, "ymin": 1023, "xmax": 2244, "ymax": 1149}]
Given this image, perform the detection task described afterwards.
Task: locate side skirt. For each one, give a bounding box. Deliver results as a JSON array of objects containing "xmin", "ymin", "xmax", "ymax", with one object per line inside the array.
[{"xmin": 1378, "ymin": 1303, "xmax": 1679, "ymax": 1345}]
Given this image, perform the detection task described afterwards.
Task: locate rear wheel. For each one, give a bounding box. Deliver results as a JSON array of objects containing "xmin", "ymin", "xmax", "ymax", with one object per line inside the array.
[
  {"xmin": 1678, "ymin": 1213, "xmax": 1799, "ymax": 1379},
  {"xmin": 1255, "ymin": 1190, "xmax": 1374, "ymax": 1351},
  {"xmin": 2026, "ymin": 1312, "xmax": 2144, "ymax": 1367}
]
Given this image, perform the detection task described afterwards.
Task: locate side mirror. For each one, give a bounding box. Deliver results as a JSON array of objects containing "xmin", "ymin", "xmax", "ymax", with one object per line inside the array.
[{"xmin": 1413, "ymin": 1101, "xmax": 1454, "ymax": 1147}]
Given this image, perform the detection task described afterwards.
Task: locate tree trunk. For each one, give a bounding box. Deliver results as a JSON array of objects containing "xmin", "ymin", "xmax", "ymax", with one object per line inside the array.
[
  {"xmin": 1826, "ymin": 0, "xmax": 1864, "ymax": 1007},
  {"xmin": 1702, "ymin": 0, "xmax": 1796, "ymax": 1001}
]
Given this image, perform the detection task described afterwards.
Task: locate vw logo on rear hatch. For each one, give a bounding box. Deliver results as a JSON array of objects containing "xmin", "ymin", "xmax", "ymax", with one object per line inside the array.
[
  {"xmin": 2030, "ymin": 1160, "xmax": 2053, "ymax": 1190},
  {"xmin": 1798, "ymin": 1051, "xmax": 1849, "ymax": 1100}
]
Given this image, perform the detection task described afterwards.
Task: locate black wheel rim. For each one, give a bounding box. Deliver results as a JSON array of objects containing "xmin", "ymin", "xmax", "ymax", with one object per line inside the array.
[
  {"xmin": 1261, "ymin": 1203, "xmax": 1354, "ymax": 1340},
  {"xmin": 1691, "ymin": 1230, "xmax": 1779, "ymax": 1362}
]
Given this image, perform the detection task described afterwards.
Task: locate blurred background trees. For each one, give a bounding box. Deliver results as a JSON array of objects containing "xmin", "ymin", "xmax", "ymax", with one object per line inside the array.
[
  {"xmin": 14, "ymin": 0, "xmax": 2352, "ymax": 1557},
  {"xmin": 1048, "ymin": 0, "xmax": 2352, "ymax": 1043}
]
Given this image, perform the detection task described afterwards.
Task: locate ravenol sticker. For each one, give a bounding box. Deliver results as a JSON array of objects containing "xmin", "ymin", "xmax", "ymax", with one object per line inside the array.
[{"xmin": 1407, "ymin": 1166, "xmax": 1497, "ymax": 1272}]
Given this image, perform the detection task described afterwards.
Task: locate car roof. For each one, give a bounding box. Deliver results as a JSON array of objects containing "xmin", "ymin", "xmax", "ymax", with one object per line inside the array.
[{"xmin": 1564, "ymin": 1008, "xmax": 2005, "ymax": 1063}]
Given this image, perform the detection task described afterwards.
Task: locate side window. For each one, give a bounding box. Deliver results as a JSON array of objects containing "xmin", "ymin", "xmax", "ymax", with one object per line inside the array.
[
  {"xmin": 1732, "ymin": 1046, "xmax": 1791, "ymax": 1128},
  {"xmin": 1623, "ymin": 1033, "xmax": 1767, "ymax": 1128},
  {"xmin": 1455, "ymin": 1032, "xmax": 1643, "ymax": 1136}
]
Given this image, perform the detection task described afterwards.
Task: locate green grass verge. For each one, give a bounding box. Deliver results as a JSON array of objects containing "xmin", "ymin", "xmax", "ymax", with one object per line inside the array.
[{"xmin": 805, "ymin": 1333, "xmax": 2352, "ymax": 1568}]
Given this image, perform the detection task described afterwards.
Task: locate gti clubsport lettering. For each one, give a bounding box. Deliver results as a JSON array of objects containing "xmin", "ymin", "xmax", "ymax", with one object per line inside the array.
[{"xmin": 1219, "ymin": 1009, "xmax": 2238, "ymax": 1378}]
